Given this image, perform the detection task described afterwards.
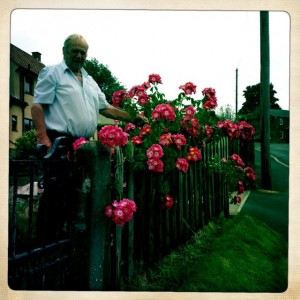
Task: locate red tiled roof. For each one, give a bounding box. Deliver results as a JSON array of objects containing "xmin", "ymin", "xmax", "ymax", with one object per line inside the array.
[{"xmin": 10, "ymin": 43, "xmax": 45, "ymax": 75}]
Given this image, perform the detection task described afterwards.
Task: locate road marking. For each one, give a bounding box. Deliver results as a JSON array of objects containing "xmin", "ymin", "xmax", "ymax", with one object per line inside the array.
[
  {"xmin": 255, "ymin": 147, "xmax": 289, "ymax": 168},
  {"xmin": 257, "ymin": 188, "xmax": 279, "ymax": 194}
]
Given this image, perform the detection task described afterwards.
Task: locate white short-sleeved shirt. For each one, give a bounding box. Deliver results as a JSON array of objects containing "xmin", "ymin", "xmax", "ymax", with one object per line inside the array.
[{"xmin": 33, "ymin": 60, "xmax": 109, "ymax": 139}]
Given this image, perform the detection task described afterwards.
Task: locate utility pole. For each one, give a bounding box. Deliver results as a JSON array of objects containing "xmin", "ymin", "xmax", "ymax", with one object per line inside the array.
[
  {"xmin": 235, "ymin": 68, "xmax": 238, "ymax": 119},
  {"xmin": 260, "ymin": 11, "xmax": 272, "ymax": 189}
]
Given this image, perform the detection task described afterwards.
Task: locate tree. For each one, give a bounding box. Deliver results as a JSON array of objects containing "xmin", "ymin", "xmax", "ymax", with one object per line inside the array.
[
  {"xmin": 84, "ymin": 58, "xmax": 126, "ymax": 103},
  {"xmin": 216, "ymin": 104, "xmax": 235, "ymax": 121},
  {"xmin": 238, "ymin": 83, "xmax": 281, "ymax": 115}
]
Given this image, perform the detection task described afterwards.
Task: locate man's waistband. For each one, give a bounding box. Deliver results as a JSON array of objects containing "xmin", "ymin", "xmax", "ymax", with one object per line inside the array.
[{"xmin": 47, "ymin": 130, "xmax": 78, "ymax": 143}]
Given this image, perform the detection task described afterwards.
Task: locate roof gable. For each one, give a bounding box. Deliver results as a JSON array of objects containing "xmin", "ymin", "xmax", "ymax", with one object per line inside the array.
[{"xmin": 10, "ymin": 43, "xmax": 45, "ymax": 75}]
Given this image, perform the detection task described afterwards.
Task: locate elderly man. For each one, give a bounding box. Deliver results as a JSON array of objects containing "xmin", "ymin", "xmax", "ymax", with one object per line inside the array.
[
  {"xmin": 32, "ymin": 34, "xmax": 147, "ymax": 242},
  {"xmin": 32, "ymin": 33, "xmax": 146, "ymax": 149}
]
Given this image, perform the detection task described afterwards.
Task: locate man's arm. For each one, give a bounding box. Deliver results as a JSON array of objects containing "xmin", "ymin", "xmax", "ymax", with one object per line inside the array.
[
  {"xmin": 31, "ymin": 103, "xmax": 52, "ymax": 149},
  {"xmin": 99, "ymin": 104, "xmax": 148, "ymax": 126}
]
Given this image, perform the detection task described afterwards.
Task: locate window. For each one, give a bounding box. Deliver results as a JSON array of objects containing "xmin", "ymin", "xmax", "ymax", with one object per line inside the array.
[
  {"xmin": 280, "ymin": 131, "xmax": 284, "ymax": 139},
  {"xmin": 279, "ymin": 118, "xmax": 283, "ymax": 125},
  {"xmin": 24, "ymin": 76, "xmax": 33, "ymax": 94},
  {"xmin": 24, "ymin": 118, "xmax": 34, "ymax": 132},
  {"xmin": 12, "ymin": 115, "xmax": 18, "ymax": 131}
]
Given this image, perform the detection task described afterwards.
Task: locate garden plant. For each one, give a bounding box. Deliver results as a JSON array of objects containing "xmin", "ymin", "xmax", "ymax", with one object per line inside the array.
[{"xmin": 73, "ymin": 74, "xmax": 256, "ymax": 225}]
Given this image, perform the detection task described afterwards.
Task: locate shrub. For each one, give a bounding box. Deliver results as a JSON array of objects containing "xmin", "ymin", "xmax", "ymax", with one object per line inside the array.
[{"xmin": 14, "ymin": 130, "xmax": 37, "ymax": 160}]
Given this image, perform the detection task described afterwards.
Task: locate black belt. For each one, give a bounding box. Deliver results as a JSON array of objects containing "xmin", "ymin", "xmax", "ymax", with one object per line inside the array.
[{"xmin": 47, "ymin": 130, "xmax": 78, "ymax": 143}]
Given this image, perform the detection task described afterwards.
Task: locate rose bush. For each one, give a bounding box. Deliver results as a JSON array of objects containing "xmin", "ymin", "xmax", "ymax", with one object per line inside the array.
[
  {"xmin": 72, "ymin": 73, "xmax": 256, "ymax": 221},
  {"xmin": 209, "ymin": 153, "xmax": 256, "ymax": 205},
  {"xmin": 110, "ymin": 74, "xmax": 254, "ymax": 175}
]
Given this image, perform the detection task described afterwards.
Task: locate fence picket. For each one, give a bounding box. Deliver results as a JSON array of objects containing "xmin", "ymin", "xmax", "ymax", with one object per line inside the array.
[
  {"xmin": 189, "ymin": 164, "xmax": 195, "ymax": 232},
  {"xmin": 183, "ymin": 171, "xmax": 189, "ymax": 239},
  {"xmin": 163, "ymin": 209, "xmax": 170, "ymax": 254},
  {"xmin": 193, "ymin": 163, "xmax": 199, "ymax": 229},
  {"xmin": 178, "ymin": 172, "xmax": 184, "ymax": 242},
  {"xmin": 127, "ymin": 145, "xmax": 135, "ymax": 282}
]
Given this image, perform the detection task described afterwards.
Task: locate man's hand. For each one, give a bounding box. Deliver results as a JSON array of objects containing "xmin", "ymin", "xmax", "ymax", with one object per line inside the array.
[
  {"xmin": 132, "ymin": 115, "xmax": 149, "ymax": 127},
  {"xmin": 37, "ymin": 134, "xmax": 52, "ymax": 151}
]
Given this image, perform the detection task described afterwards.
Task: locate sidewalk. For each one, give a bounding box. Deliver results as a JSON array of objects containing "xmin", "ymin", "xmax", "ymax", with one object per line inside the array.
[{"xmin": 241, "ymin": 147, "xmax": 289, "ymax": 240}]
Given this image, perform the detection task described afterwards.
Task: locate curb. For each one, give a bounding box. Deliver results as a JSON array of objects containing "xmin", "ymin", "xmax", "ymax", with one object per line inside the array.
[{"xmin": 229, "ymin": 190, "xmax": 251, "ymax": 215}]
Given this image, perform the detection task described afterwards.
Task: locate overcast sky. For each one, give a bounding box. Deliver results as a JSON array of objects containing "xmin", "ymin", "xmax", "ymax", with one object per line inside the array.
[{"xmin": 10, "ymin": 9, "xmax": 290, "ymax": 111}]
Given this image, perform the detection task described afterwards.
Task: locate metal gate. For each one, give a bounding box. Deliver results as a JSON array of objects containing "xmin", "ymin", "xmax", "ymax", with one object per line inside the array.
[{"xmin": 8, "ymin": 137, "xmax": 75, "ymax": 290}]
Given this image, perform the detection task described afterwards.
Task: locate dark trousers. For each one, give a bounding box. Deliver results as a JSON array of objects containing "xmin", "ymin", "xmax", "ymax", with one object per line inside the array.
[
  {"xmin": 36, "ymin": 131, "xmax": 76, "ymax": 243},
  {"xmin": 47, "ymin": 130, "xmax": 78, "ymax": 143}
]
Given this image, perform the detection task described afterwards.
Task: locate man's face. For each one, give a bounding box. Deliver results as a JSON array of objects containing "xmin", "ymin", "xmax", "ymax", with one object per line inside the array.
[{"xmin": 63, "ymin": 39, "xmax": 87, "ymax": 72}]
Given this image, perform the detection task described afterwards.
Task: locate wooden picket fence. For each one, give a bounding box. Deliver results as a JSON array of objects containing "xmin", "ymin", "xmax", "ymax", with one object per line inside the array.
[
  {"xmin": 101, "ymin": 136, "xmax": 248, "ymax": 290},
  {"xmin": 8, "ymin": 136, "xmax": 253, "ymax": 291}
]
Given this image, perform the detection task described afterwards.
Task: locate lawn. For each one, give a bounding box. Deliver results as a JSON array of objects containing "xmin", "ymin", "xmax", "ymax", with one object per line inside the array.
[{"xmin": 125, "ymin": 213, "xmax": 288, "ymax": 292}]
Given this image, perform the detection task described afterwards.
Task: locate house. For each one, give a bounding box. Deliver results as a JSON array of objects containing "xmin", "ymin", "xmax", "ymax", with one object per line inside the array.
[
  {"xmin": 9, "ymin": 43, "xmax": 45, "ymax": 155},
  {"xmin": 270, "ymin": 109, "xmax": 289, "ymax": 143},
  {"xmin": 249, "ymin": 108, "xmax": 289, "ymax": 143}
]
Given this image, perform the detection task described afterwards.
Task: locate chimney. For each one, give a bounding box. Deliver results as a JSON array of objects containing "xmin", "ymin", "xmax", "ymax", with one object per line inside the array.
[{"xmin": 32, "ymin": 51, "xmax": 41, "ymax": 62}]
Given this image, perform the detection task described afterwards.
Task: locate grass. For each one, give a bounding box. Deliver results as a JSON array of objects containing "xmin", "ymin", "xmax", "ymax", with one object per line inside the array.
[{"xmin": 125, "ymin": 213, "xmax": 288, "ymax": 292}]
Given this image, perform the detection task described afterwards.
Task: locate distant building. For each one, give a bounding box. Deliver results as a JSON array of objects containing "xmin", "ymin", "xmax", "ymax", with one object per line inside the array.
[
  {"xmin": 250, "ymin": 108, "xmax": 289, "ymax": 143},
  {"xmin": 9, "ymin": 44, "xmax": 45, "ymax": 154},
  {"xmin": 270, "ymin": 109, "xmax": 289, "ymax": 143}
]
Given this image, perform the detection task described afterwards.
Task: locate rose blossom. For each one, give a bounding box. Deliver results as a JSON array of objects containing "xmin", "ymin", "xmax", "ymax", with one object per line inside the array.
[
  {"xmin": 131, "ymin": 136, "xmax": 143, "ymax": 145},
  {"xmin": 146, "ymin": 144, "xmax": 164, "ymax": 159},
  {"xmin": 148, "ymin": 73, "xmax": 162, "ymax": 84},
  {"xmin": 159, "ymin": 133, "xmax": 173, "ymax": 147},
  {"xmin": 244, "ymin": 167, "xmax": 257, "ymax": 181},
  {"xmin": 125, "ymin": 123, "xmax": 136, "ymax": 132},
  {"xmin": 185, "ymin": 105, "xmax": 196, "ymax": 116},
  {"xmin": 163, "ymin": 195, "xmax": 174, "ymax": 209},
  {"xmin": 203, "ymin": 99, "xmax": 217, "ymax": 110},
  {"xmin": 73, "ymin": 137, "xmax": 89, "ymax": 151},
  {"xmin": 105, "ymin": 205, "xmax": 113, "ymax": 218},
  {"xmin": 106, "ymin": 198, "xmax": 137, "ymax": 226},
  {"xmin": 151, "ymin": 104, "xmax": 176, "ymax": 121},
  {"xmin": 205, "ymin": 124, "xmax": 214, "ymax": 140},
  {"xmin": 237, "ymin": 121, "xmax": 255, "ymax": 140},
  {"xmin": 181, "ymin": 116, "xmax": 200, "ymax": 137},
  {"xmin": 136, "ymin": 85, "xmax": 146, "ymax": 97},
  {"xmin": 202, "ymin": 87, "xmax": 216, "ymax": 99},
  {"xmin": 98, "ymin": 125, "xmax": 129, "ymax": 148},
  {"xmin": 139, "ymin": 124, "xmax": 152, "ymax": 138},
  {"xmin": 179, "ymin": 82, "xmax": 197, "ymax": 95},
  {"xmin": 112, "ymin": 89, "xmax": 127, "ymax": 107},
  {"xmin": 172, "ymin": 134, "xmax": 187, "ymax": 150},
  {"xmin": 138, "ymin": 93, "xmax": 150, "ymax": 105},
  {"xmin": 237, "ymin": 180, "xmax": 245, "ymax": 193},
  {"xmin": 230, "ymin": 153, "xmax": 245, "ymax": 167},
  {"xmin": 147, "ymin": 158, "xmax": 164, "ymax": 172},
  {"xmin": 217, "ymin": 120, "xmax": 239, "ymax": 140},
  {"xmin": 142, "ymin": 81, "xmax": 151, "ymax": 90},
  {"xmin": 233, "ymin": 195, "xmax": 242, "ymax": 204},
  {"xmin": 186, "ymin": 147, "xmax": 202, "ymax": 162},
  {"xmin": 128, "ymin": 85, "xmax": 139, "ymax": 98},
  {"xmin": 176, "ymin": 158, "xmax": 189, "ymax": 173}
]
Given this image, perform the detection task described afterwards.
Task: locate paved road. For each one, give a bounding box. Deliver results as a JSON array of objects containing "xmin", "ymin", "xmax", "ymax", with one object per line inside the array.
[
  {"xmin": 255, "ymin": 142, "xmax": 289, "ymax": 168},
  {"xmin": 242, "ymin": 143, "xmax": 289, "ymax": 240}
]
